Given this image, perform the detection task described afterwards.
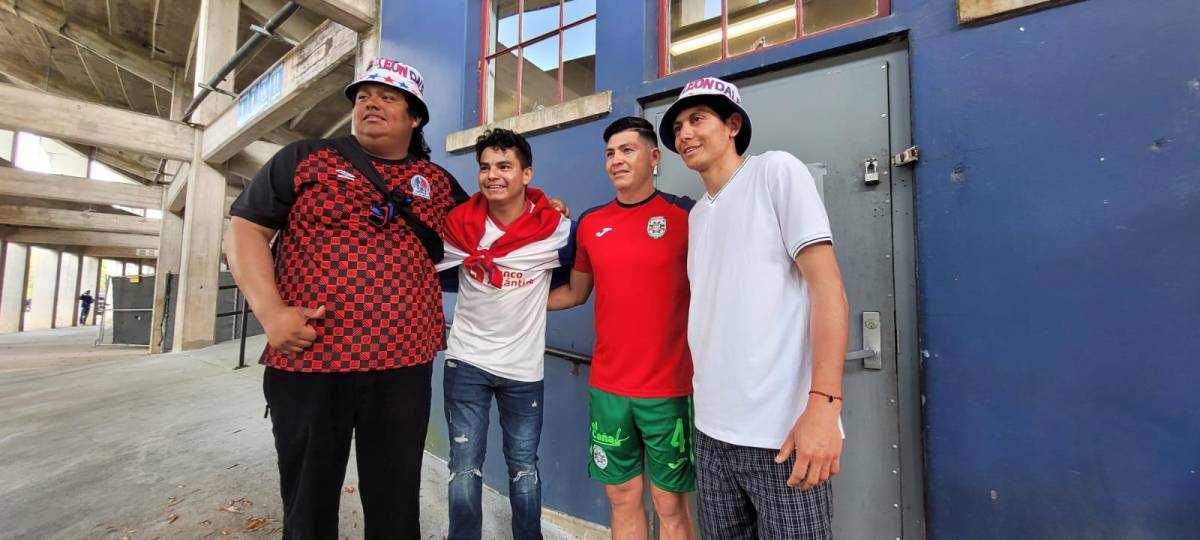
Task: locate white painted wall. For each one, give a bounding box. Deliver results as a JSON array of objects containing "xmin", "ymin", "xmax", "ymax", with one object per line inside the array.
[
  {"xmin": 54, "ymin": 252, "xmax": 81, "ymax": 327},
  {"xmin": 0, "ymin": 242, "xmax": 29, "ymax": 333},
  {"xmin": 24, "ymin": 247, "xmax": 59, "ymax": 330}
]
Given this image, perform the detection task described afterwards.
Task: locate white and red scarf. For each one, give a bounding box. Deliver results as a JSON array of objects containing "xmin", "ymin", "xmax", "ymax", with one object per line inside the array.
[{"xmin": 439, "ymin": 188, "xmax": 568, "ymax": 287}]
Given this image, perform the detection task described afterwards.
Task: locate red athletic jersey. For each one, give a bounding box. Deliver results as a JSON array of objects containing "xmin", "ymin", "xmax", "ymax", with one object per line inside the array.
[
  {"xmin": 230, "ymin": 138, "xmax": 467, "ymax": 373},
  {"xmin": 573, "ymin": 191, "xmax": 694, "ymax": 398}
]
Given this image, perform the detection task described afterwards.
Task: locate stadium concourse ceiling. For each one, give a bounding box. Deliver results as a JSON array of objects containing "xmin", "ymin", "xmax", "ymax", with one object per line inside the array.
[{"xmin": 0, "ymin": 0, "xmax": 349, "ymax": 186}]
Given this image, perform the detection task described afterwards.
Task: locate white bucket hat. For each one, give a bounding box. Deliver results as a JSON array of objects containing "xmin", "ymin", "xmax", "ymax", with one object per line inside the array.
[
  {"xmin": 344, "ymin": 57, "xmax": 429, "ymax": 126},
  {"xmin": 658, "ymin": 76, "xmax": 752, "ymax": 155}
]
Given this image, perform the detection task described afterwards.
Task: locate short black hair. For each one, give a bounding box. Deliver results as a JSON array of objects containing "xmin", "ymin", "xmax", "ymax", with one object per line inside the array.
[
  {"xmin": 475, "ymin": 128, "xmax": 532, "ymax": 169},
  {"xmin": 603, "ymin": 116, "xmax": 658, "ymax": 147}
]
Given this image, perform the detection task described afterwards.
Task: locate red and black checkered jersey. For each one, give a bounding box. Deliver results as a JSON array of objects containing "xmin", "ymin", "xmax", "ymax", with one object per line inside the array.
[
  {"xmin": 229, "ymin": 138, "xmax": 467, "ymax": 373},
  {"xmin": 571, "ymin": 190, "xmax": 695, "ymax": 398}
]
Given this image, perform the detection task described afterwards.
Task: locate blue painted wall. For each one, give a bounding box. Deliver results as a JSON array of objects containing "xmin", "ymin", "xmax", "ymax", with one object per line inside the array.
[{"xmin": 381, "ymin": 0, "xmax": 1200, "ymax": 536}]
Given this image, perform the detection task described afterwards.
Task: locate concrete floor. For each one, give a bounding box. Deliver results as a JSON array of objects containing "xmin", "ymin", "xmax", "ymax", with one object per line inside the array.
[{"xmin": 0, "ymin": 326, "xmax": 578, "ymax": 539}]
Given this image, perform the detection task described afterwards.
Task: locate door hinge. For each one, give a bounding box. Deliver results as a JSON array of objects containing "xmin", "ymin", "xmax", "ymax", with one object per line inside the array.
[{"xmin": 892, "ymin": 146, "xmax": 920, "ymax": 166}]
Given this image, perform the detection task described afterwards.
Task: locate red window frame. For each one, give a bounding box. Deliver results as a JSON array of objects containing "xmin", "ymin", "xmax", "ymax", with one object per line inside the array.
[
  {"xmin": 658, "ymin": 0, "xmax": 892, "ymax": 77},
  {"xmin": 479, "ymin": 0, "xmax": 598, "ymax": 124}
]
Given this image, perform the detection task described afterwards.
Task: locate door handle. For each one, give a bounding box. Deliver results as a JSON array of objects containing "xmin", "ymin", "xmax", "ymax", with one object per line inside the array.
[
  {"xmin": 851, "ymin": 312, "xmax": 882, "ymax": 370},
  {"xmin": 846, "ymin": 349, "xmax": 877, "ymax": 361}
]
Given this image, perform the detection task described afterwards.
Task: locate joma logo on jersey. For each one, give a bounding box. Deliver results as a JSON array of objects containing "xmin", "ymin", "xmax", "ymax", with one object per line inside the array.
[{"xmin": 646, "ymin": 216, "xmax": 667, "ymax": 239}]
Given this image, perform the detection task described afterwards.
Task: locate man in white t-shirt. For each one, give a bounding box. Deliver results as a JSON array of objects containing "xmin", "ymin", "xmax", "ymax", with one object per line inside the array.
[
  {"xmin": 436, "ymin": 128, "xmax": 571, "ymax": 540},
  {"xmin": 659, "ymin": 77, "xmax": 850, "ymax": 539}
]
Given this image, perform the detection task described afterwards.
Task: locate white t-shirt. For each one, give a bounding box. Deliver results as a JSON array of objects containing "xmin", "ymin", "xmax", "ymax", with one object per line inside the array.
[
  {"xmin": 437, "ymin": 212, "xmax": 571, "ymax": 382},
  {"xmin": 687, "ymin": 151, "xmax": 836, "ymax": 448}
]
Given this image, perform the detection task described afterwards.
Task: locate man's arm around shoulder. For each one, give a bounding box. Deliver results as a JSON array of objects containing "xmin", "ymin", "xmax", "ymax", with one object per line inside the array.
[{"xmin": 548, "ymin": 270, "xmax": 593, "ymax": 311}]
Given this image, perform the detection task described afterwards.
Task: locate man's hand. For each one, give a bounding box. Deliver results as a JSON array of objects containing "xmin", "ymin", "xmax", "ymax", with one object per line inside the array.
[
  {"xmin": 775, "ymin": 399, "xmax": 843, "ymax": 489},
  {"xmin": 260, "ymin": 305, "xmax": 326, "ymax": 354},
  {"xmin": 548, "ymin": 197, "xmax": 571, "ymax": 218}
]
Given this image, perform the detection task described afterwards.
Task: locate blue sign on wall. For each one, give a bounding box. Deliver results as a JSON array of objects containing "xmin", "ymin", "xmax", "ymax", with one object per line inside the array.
[{"xmin": 237, "ymin": 65, "xmax": 284, "ymax": 127}]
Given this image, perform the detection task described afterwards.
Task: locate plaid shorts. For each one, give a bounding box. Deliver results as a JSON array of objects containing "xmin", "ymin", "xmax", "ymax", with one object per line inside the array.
[{"xmin": 695, "ymin": 429, "xmax": 833, "ymax": 539}]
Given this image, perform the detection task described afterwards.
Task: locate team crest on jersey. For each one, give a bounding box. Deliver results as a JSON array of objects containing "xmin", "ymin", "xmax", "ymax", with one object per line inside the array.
[
  {"xmin": 592, "ymin": 444, "xmax": 609, "ymax": 469},
  {"xmin": 646, "ymin": 216, "xmax": 667, "ymax": 239},
  {"xmin": 410, "ymin": 175, "xmax": 431, "ymax": 199}
]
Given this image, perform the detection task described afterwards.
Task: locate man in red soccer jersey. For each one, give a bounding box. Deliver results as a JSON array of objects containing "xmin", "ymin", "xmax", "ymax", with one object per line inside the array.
[{"xmin": 549, "ymin": 117, "xmax": 696, "ymax": 540}]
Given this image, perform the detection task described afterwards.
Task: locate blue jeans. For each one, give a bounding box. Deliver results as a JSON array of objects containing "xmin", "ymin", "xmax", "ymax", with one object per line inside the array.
[{"xmin": 443, "ymin": 359, "xmax": 544, "ymax": 540}]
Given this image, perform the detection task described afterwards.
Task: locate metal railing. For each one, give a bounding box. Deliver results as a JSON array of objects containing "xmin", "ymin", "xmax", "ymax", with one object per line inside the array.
[{"xmin": 234, "ymin": 318, "xmax": 593, "ymax": 373}]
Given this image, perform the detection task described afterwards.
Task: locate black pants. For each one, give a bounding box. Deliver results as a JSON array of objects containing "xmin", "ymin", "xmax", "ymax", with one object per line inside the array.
[{"xmin": 264, "ymin": 363, "xmax": 433, "ymax": 540}]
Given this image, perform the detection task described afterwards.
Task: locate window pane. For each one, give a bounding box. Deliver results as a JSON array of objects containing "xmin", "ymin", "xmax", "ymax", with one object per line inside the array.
[
  {"xmin": 668, "ymin": 0, "xmax": 723, "ymax": 73},
  {"xmin": 489, "ymin": 52, "xmax": 519, "ymax": 122},
  {"xmin": 520, "ymin": 34, "xmax": 561, "ymax": 114},
  {"xmin": 563, "ymin": 0, "xmax": 595, "ymax": 25},
  {"xmin": 802, "ymin": 0, "xmax": 878, "ymax": 34},
  {"xmin": 522, "ymin": 0, "xmax": 560, "ymax": 41},
  {"xmin": 493, "ymin": 0, "xmax": 519, "ymax": 53},
  {"xmin": 727, "ymin": 0, "xmax": 797, "ymax": 57},
  {"xmin": 562, "ymin": 19, "xmax": 595, "ymax": 101}
]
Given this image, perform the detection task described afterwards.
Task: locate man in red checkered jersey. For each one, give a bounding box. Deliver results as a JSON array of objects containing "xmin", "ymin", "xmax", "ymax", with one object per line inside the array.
[{"xmin": 226, "ymin": 58, "xmax": 468, "ymax": 539}]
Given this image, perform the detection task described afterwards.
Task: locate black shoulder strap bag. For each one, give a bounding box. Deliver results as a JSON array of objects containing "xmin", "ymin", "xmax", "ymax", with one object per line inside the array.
[{"xmin": 329, "ymin": 136, "xmax": 445, "ymax": 263}]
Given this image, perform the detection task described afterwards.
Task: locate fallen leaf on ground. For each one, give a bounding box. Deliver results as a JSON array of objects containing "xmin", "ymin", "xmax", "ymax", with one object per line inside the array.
[
  {"xmin": 220, "ymin": 527, "xmax": 235, "ymax": 535},
  {"xmin": 199, "ymin": 520, "xmax": 212, "ymax": 526},
  {"xmin": 166, "ymin": 514, "xmax": 178, "ymax": 524},
  {"xmin": 244, "ymin": 516, "xmax": 273, "ymax": 532},
  {"xmin": 219, "ymin": 505, "xmax": 243, "ymax": 514},
  {"xmin": 343, "ymin": 486, "xmax": 355, "ymax": 494}
]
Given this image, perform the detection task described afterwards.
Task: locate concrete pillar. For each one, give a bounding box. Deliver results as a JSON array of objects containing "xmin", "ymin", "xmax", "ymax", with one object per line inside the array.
[
  {"xmin": 150, "ymin": 211, "xmax": 184, "ymax": 352},
  {"xmin": 0, "ymin": 242, "xmax": 29, "ymax": 333},
  {"xmin": 54, "ymin": 251, "xmax": 81, "ymax": 327},
  {"xmin": 173, "ymin": 0, "xmax": 238, "ymax": 351},
  {"xmin": 25, "ymin": 247, "xmax": 58, "ymax": 330},
  {"xmin": 79, "ymin": 256, "xmax": 100, "ymax": 325}
]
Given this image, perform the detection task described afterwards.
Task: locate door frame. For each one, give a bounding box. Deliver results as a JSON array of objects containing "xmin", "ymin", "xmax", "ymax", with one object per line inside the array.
[{"xmin": 639, "ymin": 39, "xmax": 926, "ymax": 540}]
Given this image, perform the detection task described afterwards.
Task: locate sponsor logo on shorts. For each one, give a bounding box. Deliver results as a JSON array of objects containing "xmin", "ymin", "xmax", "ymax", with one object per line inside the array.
[
  {"xmin": 666, "ymin": 457, "xmax": 687, "ymax": 470},
  {"xmin": 591, "ymin": 421, "xmax": 629, "ymax": 448},
  {"xmin": 335, "ymin": 169, "xmax": 357, "ymax": 181},
  {"xmin": 592, "ymin": 444, "xmax": 609, "ymax": 469}
]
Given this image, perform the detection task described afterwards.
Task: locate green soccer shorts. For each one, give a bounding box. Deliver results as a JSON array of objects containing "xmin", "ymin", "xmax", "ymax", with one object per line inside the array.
[{"xmin": 587, "ymin": 387, "xmax": 695, "ymax": 493}]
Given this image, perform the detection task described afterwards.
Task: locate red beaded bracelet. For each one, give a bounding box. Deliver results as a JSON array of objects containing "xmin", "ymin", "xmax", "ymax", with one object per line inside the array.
[{"xmin": 809, "ymin": 390, "xmax": 843, "ymax": 403}]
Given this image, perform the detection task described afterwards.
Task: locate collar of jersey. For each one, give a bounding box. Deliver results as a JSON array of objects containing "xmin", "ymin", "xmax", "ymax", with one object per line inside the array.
[{"xmin": 615, "ymin": 190, "xmax": 661, "ymax": 209}]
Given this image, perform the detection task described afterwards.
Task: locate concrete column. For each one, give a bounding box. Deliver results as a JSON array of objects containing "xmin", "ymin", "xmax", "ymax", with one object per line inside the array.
[
  {"xmin": 0, "ymin": 242, "xmax": 29, "ymax": 333},
  {"xmin": 150, "ymin": 211, "xmax": 184, "ymax": 352},
  {"xmin": 54, "ymin": 251, "xmax": 81, "ymax": 327},
  {"xmin": 172, "ymin": 0, "xmax": 238, "ymax": 351},
  {"xmin": 79, "ymin": 256, "xmax": 100, "ymax": 325},
  {"xmin": 25, "ymin": 247, "xmax": 58, "ymax": 330}
]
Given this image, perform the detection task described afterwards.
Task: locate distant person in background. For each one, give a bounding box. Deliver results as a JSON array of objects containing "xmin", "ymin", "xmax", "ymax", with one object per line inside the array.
[{"xmin": 78, "ymin": 290, "xmax": 94, "ymax": 325}]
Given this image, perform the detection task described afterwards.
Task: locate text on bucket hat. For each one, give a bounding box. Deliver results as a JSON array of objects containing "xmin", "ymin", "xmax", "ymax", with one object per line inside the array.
[
  {"xmin": 657, "ymin": 76, "xmax": 752, "ymax": 156},
  {"xmin": 344, "ymin": 58, "xmax": 429, "ymax": 126}
]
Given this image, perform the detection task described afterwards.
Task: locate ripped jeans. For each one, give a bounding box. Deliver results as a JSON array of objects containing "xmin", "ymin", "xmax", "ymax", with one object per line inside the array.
[{"xmin": 443, "ymin": 358, "xmax": 544, "ymax": 540}]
